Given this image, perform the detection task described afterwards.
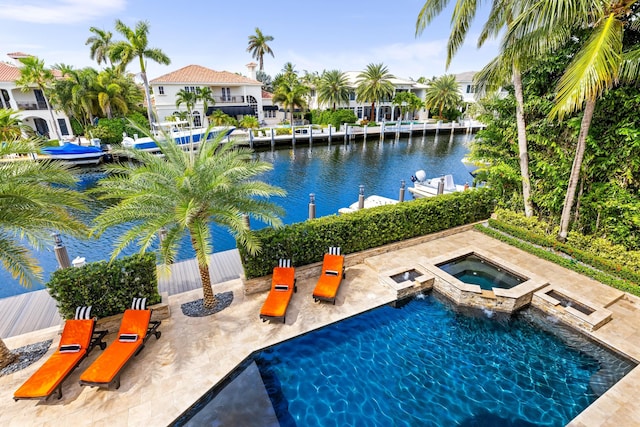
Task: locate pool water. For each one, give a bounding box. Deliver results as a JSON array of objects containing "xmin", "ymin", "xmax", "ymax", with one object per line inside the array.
[
  {"xmin": 174, "ymin": 294, "xmax": 635, "ymax": 426},
  {"xmin": 438, "ymin": 253, "xmax": 526, "ymax": 290}
]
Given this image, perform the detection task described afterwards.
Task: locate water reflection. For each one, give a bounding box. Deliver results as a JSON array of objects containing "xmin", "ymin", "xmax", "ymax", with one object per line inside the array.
[{"xmin": 0, "ymin": 134, "xmax": 474, "ymax": 298}]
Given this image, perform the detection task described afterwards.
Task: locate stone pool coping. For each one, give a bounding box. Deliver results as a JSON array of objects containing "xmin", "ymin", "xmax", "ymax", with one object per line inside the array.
[{"xmin": 2, "ymin": 228, "xmax": 640, "ymax": 426}]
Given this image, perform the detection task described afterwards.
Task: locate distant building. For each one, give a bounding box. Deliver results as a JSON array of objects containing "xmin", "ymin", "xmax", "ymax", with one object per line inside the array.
[
  {"xmin": 149, "ymin": 63, "xmax": 265, "ymax": 127},
  {"xmin": 0, "ymin": 52, "xmax": 73, "ymax": 139}
]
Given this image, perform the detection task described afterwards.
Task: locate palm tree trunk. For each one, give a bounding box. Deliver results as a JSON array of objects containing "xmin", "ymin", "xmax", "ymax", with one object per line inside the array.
[
  {"xmin": 558, "ymin": 98, "xmax": 596, "ymax": 241},
  {"xmin": 512, "ymin": 65, "xmax": 533, "ymax": 217},
  {"xmin": 0, "ymin": 338, "xmax": 17, "ymax": 370},
  {"xmin": 44, "ymin": 93, "xmax": 62, "ymax": 140},
  {"xmin": 139, "ymin": 56, "xmax": 155, "ymax": 130},
  {"xmin": 198, "ymin": 262, "xmax": 217, "ymax": 309}
]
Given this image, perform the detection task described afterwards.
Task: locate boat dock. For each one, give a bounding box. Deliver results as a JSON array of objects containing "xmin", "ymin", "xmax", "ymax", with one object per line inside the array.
[
  {"xmin": 0, "ymin": 249, "xmax": 243, "ymax": 339},
  {"xmin": 234, "ymin": 120, "xmax": 484, "ymax": 149}
]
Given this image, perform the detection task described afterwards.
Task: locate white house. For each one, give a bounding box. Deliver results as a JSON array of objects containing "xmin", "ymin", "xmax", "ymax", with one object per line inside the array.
[
  {"xmin": 149, "ymin": 63, "xmax": 265, "ymax": 127},
  {"xmin": 307, "ymin": 71, "xmax": 429, "ymax": 122},
  {"xmin": 0, "ymin": 52, "xmax": 73, "ymax": 140}
]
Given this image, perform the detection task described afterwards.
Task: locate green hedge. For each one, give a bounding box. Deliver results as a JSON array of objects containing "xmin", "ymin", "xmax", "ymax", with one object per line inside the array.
[
  {"xmin": 488, "ymin": 218, "xmax": 640, "ymax": 285},
  {"xmin": 239, "ymin": 188, "xmax": 496, "ymax": 279},
  {"xmin": 475, "ymin": 224, "xmax": 640, "ymax": 297},
  {"xmin": 47, "ymin": 253, "xmax": 161, "ymax": 319}
]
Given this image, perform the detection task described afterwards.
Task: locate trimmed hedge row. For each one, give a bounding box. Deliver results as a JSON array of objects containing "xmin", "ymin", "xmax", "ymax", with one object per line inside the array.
[
  {"xmin": 475, "ymin": 224, "xmax": 640, "ymax": 297},
  {"xmin": 239, "ymin": 188, "xmax": 495, "ymax": 279},
  {"xmin": 47, "ymin": 253, "xmax": 161, "ymax": 319},
  {"xmin": 488, "ymin": 218, "xmax": 640, "ymax": 285}
]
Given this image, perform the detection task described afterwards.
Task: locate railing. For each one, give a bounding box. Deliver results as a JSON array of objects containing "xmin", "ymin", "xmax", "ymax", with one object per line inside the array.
[
  {"xmin": 17, "ymin": 102, "xmax": 47, "ymax": 111},
  {"xmin": 213, "ymin": 95, "xmax": 245, "ymax": 103}
]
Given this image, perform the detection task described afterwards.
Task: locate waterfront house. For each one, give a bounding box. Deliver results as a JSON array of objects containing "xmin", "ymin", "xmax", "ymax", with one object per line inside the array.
[
  {"xmin": 0, "ymin": 52, "xmax": 73, "ymax": 140},
  {"xmin": 149, "ymin": 63, "xmax": 266, "ymax": 127}
]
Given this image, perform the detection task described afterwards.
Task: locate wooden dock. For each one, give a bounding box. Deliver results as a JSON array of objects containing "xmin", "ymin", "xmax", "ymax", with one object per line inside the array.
[{"xmin": 0, "ymin": 249, "xmax": 243, "ymax": 339}]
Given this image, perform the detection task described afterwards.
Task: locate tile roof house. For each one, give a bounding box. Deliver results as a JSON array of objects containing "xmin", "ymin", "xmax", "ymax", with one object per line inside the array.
[
  {"xmin": 149, "ymin": 64, "xmax": 266, "ymax": 126},
  {"xmin": 0, "ymin": 53, "xmax": 73, "ymax": 139}
]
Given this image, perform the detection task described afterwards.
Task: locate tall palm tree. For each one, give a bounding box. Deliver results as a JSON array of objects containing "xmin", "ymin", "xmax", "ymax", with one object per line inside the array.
[
  {"xmin": 273, "ymin": 74, "xmax": 308, "ymax": 123},
  {"xmin": 423, "ymin": 74, "xmax": 463, "ymax": 119},
  {"xmin": 416, "ymin": 0, "xmax": 537, "ymax": 217},
  {"xmin": 247, "ymin": 27, "xmax": 275, "ymax": 72},
  {"xmin": 110, "ymin": 20, "xmax": 171, "ymax": 129},
  {"xmin": 86, "ymin": 27, "xmax": 113, "ymax": 66},
  {"xmin": 317, "ymin": 70, "xmax": 350, "ymax": 110},
  {"xmin": 392, "ymin": 91, "xmax": 423, "ymax": 120},
  {"xmin": 355, "ymin": 63, "xmax": 395, "ymax": 122},
  {"xmin": 175, "ymin": 88, "xmax": 198, "ymax": 127},
  {"xmin": 0, "ymin": 138, "xmax": 88, "ymax": 369},
  {"xmin": 94, "ymin": 69, "xmax": 128, "ymax": 119},
  {"xmin": 91, "ymin": 124, "xmax": 285, "ymax": 309},
  {"xmin": 506, "ymin": 0, "xmax": 640, "ymax": 240},
  {"xmin": 196, "ymin": 87, "xmax": 215, "ymax": 125},
  {"xmin": 15, "ymin": 56, "xmax": 61, "ymax": 140}
]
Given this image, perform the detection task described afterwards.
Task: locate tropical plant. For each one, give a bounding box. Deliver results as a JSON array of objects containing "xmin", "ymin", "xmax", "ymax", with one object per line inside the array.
[
  {"xmin": 505, "ymin": 0, "xmax": 640, "ymax": 240},
  {"xmin": 196, "ymin": 87, "xmax": 215, "ymax": 125},
  {"xmin": 317, "ymin": 70, "xmax": 350, "ymax": 110},
  {"xmin": 15, "ymin": 56, "xmax": 61, "ymax": 140},
  {"xmin": 110, "ymin": 20, "xmax": 171, "ymax": 129},
  {"xmin": 273, "ymin": 69, "xmax": 308, "ymax": 122},
  {"xmin": 239, "ymin": 115, "xmax": 259, "ymax": 129},
  {"xmin": 175, "ymin": 88, "xmax": 198, "ymax": 127},
  {"xmin": 247, "ymin": 27, "xmax": 275, "ymax": 72},
  {"xmin": 392, "ymin": 91, "xmax": 423, "ymax": 120},
  {"xmin": 50, "ymin": 65, "xmax": 98, "ymax": 127},
  {"xmin": 94, "ymin": 69, "xmax": 128, "ymax": 119},
  {"xmin": 0, "ymin": 109, "xmax": 32, "ymax": 141},
  {"xmin": 355, "ymin": 63, "xmax": 395, "ymax": 122},
  {"xmin": 256, "ymin": 70, "xmax": 273, "ymax": 91},
  {"xmin": 423, "ymin": 74, "xmax": 463, "ymax": 119},
  {"xmin": 208, "ymin": 110, "xmax": 236, "ymax": 126},
  {"xmin": 85, "ymin": 27, "xmax": 114, "ymax": 66},
  {"xmin": 0, "ymin": 139, "xmax": 88, "ymax": 369},
  {"xmin": 90, "ymin": 123, "xmax": 285, "ymax": 309}
]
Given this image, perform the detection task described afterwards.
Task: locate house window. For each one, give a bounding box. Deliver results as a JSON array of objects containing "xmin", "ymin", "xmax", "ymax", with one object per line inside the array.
[
  {"xmin": 466, "ymin": 85, "xmax": 476, "ymax": 94},
  {"xmin": 192, "ymin": 111, "xmax": 201, "ymax": 127},
  {"xmin": 34, "ymin": 89, "xmax": 47, "ymax": 109},
  {"xmin": 184, "ymin": 86, "xmax": 198, "ymax": 93},
  {"xmin": 158, "ymin": 86, "xmax": 165, "ymax": 95},
  {"xmin": 265, "ymin": 110, "xmax": 276, "ymax": 118},
  {"xmin": 0, "ymin": 89, "xmax": 10, "ymax": 109},
  {"xmin": 357, "ymin": 106, "xmax": 363, "ymax": 118},
  {"xmin": 57, "ymin": 119, "xmax": 69, "ymax": 136},
  {"xmin": 221, "ymin": 87, "xmax": 231, "ymax": 102},
  {"xmin": 349, "ymin": 91, "xmax": 356, "ymax": 101}
]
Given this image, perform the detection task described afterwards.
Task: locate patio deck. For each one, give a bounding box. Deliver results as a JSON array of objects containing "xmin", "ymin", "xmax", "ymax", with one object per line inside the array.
[{"xmin": 2, "ymin": 230, "xmax": 640, "ymax": 426}]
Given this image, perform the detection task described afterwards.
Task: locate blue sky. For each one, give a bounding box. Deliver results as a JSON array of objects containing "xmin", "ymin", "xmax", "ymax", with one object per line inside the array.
[{"xmin": 0, "ymin": 0, "xmax": 498, "ymax": 81}]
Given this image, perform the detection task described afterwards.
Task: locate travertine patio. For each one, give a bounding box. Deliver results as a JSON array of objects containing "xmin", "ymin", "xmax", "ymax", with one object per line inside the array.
[{"xmin": 2, "ymin": 228, "xmax": 640, "ymax": 426}]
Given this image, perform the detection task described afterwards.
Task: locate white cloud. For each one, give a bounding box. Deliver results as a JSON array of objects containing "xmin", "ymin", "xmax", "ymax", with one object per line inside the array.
[{"xmin": 0, "ymin": 0, "xmax": 126, "ymax": 24}]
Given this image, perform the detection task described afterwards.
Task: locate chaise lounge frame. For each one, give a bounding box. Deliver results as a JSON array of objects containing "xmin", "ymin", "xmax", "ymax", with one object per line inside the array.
[
  {"xmin": 312, "ymin": 247, "xmax": 346, "ymax": 305},
  {"xmin": 260, "ymin": 259, "xmax": 297, "ymax": 323}
]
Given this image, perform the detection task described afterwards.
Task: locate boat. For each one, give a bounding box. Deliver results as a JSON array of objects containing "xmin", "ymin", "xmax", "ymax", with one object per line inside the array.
[
  {"xmin": 121, "ymin": 124, "xmax": 235, "ymax": 154},
  {"xmin": 338, "ymin": 195, "xmax": 398, "ymax": 214},
  {"xmin": 41, "ymin": 142, "xmax": 105, "ymax": 166},
  {"xmin": 408, "ymin": 170, "xmax": 469, "ymax": 199}
]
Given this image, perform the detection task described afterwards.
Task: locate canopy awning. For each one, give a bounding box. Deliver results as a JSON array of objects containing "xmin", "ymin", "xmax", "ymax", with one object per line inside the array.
[
  {"xmin": 262, "ymin": 105, "xmax": 279, "ymax": 111},
  {"xmin": 207, "ymin": 106, "xmax": 255, "ymax": 116}
]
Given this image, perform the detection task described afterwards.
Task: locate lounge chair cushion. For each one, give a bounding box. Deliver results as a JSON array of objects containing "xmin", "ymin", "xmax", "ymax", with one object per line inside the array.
[
  {"xmin": 313, "ymin": 254, "xmax": 345, "ymax": 301},
  {"xmin": 13, "ymin": 319, "xmax": 95, "ymax": 400},
  {"xmin": 79, "ymin": 309, "xmax": 151, "ymax": 385},
  {"xmin": 260, "ymin": 267, "xmax": 295, "ymax": 319}
]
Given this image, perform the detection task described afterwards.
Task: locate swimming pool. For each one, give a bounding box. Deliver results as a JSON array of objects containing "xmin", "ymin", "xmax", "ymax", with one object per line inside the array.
[
  {"xmin": 173, "ymin": 294, "xmax": 635, "ymax": 426},
  {"xmin": 437, "ymin": 253, "xmax": 527, "ymax": 290}
]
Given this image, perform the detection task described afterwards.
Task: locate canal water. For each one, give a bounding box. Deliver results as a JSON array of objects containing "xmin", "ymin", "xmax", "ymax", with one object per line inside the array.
[{"xmin": 0, "ymin": 132, "xmax": 475, "ymax": 298}]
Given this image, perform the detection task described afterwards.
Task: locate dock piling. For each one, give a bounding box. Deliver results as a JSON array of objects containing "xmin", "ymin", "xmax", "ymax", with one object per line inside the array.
[
  {"xmin": 308, "ymin": 193, "xmax": 316, "ymax": 220},
  {"xmin": 358, "ymin": 185, "xmax": 365, "ymax": 210}
]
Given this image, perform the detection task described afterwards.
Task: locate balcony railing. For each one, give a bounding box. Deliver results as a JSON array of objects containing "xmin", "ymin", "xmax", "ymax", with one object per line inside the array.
[
  {"xmin": 17, "ymin": 102, "xmax": 47, "ymax": 110},
  {"xmin": 213, "ymin": 95, "xmax": 245, "ymax": 103}
]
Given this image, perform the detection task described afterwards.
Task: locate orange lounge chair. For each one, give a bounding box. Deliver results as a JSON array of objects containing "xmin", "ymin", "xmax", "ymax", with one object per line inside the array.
[
  {"xmin": 312, "ymin": 247, "xmax": 346, "ymax": 304},
  {"xmin": 13, "ymin": 306, "xmax": 108, "ymax": 401},
  {"xmin": 79, "ymin": 298, "xmax": 161, "ymax": 390},
  {"xmin": 260, "ymin": 259, "xmax": 297, "ymax": 323}
]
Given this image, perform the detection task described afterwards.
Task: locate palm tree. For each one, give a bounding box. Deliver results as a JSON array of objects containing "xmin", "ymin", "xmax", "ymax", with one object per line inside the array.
[
  {"xmin": 91, "ymin": 124, "xmax": 285, "ymax": 309},
  {"xmin": 110, "ymin": 20, "xmax": 171, "ymax": 129},
  {"xmin": 423, "ymin": 74, "xmax": 463, "ymax": 119},
  {"xmin": 317, "ymin": 70, "xmax": 350, "ymax": 110},
  {"xmin": 416, "ymin": 0, "xmax": 536, "ymax": 217},
  {"xmin": 355, "ymin": 63, "xmax": 395, "ymax": 122},
  {"xmin": 247, "ymin": 28, "xmax": 275, "ymax": 72},
  {"xmin": 0, "ymin": 109, "xmax": 32, "ymax": 141},
  {"xmin": 392, "ymin": 91, "xmax": 423, "ymax": 120},
  {"xmin": 0, "ymin": 138, "xmax": 88, "ymax": 369},
  {"xmin": 94, "ymin": 70, "xmax": 128, "ymax": 119},
  {"xmin": 273, "ymin": 74, "xmax": 308, "ymax": 123},
  {"xmin": 175, "ymin": 88, "xmax": 198, "ymax": 127},
  {"xmin": 15, "ymin": 56, "xmax": 61, "ymax": 140},
  {"xmin": 506, "ymin": 0, "xmax": 640, "ymax": 240},
  {"xmin": 196, "ymin": 87, "xmax": 215, "ymax": 126},
  {"xmin": 86, "ymin": 27, "xmax": 113, "ymax": 66}
]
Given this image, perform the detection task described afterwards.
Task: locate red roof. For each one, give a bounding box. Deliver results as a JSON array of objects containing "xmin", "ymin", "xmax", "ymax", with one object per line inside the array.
[
  {"xmin": 150, "ymin": 64, "xmax": 260, "ymax": 85},
  {"xmin": 0, "ymin": 62, "xmax": 21, "ymax": 82}
]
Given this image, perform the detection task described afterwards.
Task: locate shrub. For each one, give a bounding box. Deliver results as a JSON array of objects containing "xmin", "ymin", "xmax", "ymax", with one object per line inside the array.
[
  {"xmin": 239, "ymin": 188, "xmax": 496, "ymax": 278},
  {"xmin": 47, "ymin": 253, "xmax": 161, "ymax": 319},
  {"xmin": 124, "ymin": 111, "xmax": 149, "ymax": 136}
]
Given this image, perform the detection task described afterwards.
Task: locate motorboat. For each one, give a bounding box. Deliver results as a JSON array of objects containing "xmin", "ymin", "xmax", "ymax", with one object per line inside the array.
[
  {"xmin": 121, "ymin": 124, "xmax": 235, "ymax": 154},
  {"xmin": 338, "ymin": 195, "xmax": 398, "ymax": 214},
  {"xmin": 408, "ymin": 170, "xmax": 469, "ymax": 198},
  {"xmin": 41, "ymin": 142, "xmax": 104, "ymax": 166}
]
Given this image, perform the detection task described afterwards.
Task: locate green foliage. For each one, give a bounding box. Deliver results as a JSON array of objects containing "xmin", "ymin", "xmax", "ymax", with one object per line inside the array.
[
  {"xmin": 275, "ymin": 127, "xmax": 291, "ymax": 136},
  {"xmin": 239, "ymin": 189, "xmax": 495, "ymax": 279},
  {"xmin": 47, "ymin": 253, "xmax": 161, "ymax": 319},
  {"xmin": 239, "ymin": 115, "xmax": 259, "ymax": 129},
  {"xmin": 309, "ymin": 109, "xmax": 357, "ymax": 130},
  {"xmin": 87, "ymin": 118, "xmax": 125, "ymax": 144},
  {"xmin": 489, "ymin": 209, "xmax": 640, "ymax": 285},
  {"xmin": 70, "ymin": 117, "xmax": 84, "ymax": 136},
  {"xmin": 124, "ymin": 111, "xmax": 149, "ymax": 136},
  {"xmin": 475, "ymin": 224, "xmax": 640, "ymax": 297}
]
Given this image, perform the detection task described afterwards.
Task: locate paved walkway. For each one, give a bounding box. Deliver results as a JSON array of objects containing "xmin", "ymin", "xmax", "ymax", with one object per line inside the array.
[{"xmin": 2, "ymin": 229, "xmax": 640, "ymax": 426}]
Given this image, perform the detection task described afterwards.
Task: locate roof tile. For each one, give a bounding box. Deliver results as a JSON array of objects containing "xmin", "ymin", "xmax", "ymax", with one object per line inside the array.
[{"xmin": 150, "ymin": 64, "xmax": 261, "ymax": 85}]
